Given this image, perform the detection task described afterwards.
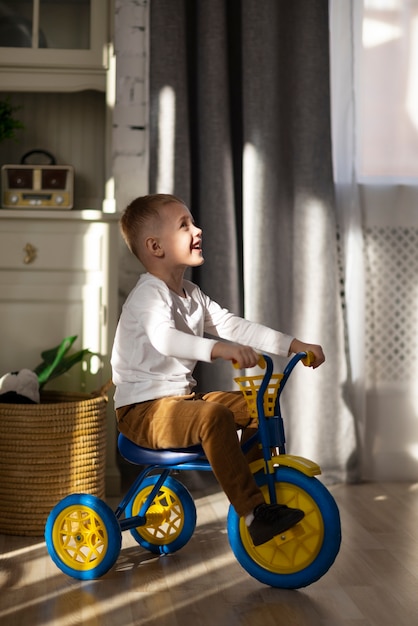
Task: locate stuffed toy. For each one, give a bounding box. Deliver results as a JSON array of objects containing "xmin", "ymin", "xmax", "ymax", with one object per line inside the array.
[
  {"xmin": 0, "ymin": 336, "xmax": 91, "ymax": 404},
  {"xmin": 0, "ymin": 369, "xmax": 40, "ymax": 404}
]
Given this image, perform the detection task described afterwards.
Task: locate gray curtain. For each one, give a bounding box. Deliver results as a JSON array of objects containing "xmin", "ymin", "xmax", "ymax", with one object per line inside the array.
[{"xmin": 149, "ymin": 0, "xmax": 358, "ymax": 483}]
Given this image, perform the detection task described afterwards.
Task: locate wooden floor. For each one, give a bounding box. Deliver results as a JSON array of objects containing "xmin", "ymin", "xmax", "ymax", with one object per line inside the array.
[{"xmin": 0, "ymin": 475, "xmax": 417, "ymax": 626}]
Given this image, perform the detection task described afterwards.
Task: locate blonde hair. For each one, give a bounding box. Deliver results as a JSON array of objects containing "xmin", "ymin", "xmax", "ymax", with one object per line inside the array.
[{"xmin": 120, "ymin": 194, "xmax": 186, "ymax": 261}]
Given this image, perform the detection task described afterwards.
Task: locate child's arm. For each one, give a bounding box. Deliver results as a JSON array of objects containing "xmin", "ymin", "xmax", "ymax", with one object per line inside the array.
[
  {"xmin": 211, "ymin": 338, "xmax": 325, "ymax": 370},
  {"xmin": 211, "ymin": 342, "xmax": 260, "ymax": 368},
  {"xmin": 288, "ymin": 339, "xmax": 325, "ymax": 369},
  {"xmin": 201, "ymin": 289, "xmax": 324, "ymax": 363}
]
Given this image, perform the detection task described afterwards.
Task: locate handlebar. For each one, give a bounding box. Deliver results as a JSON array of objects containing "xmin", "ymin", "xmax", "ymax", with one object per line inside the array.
[
  {"xmin": 233, "ymin": 351, "xmax": 314, "ymax": 372},
  {"xmin": 233, "ymin": 351, "xmax": 315, "ymax": 456},
  {"xmin": 232, "ymin": 351, "xmax": 311, "ymax": 462},
  {"xmin": 233, "ymin": 351, "xmax": 314, "ymax": 419},
  {"xmin": 302, "ymin": 350, "xmax": 315, "ymax": 367},
  {"xmin": 233, "ymin": 354, "xmax": 266, "ymax": 370}
]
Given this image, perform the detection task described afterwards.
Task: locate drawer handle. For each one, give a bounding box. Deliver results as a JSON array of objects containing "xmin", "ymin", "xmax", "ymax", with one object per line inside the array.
[{"xmin": 23, "ymin": 243, "xmax": 37, "ymax": 265}]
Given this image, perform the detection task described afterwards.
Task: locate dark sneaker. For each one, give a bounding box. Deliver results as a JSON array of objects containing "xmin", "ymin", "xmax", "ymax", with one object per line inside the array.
[{"xmin": 248, "ymin": 503, "xmax": 305, "ymax": 546}]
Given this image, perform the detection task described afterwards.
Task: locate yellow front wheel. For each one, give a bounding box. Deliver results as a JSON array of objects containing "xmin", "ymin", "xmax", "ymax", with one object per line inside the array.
[
  {"xmin": 45, "ymin": 494, "xmax": 122, "ymax": 580},
  {"xmin": 227, "ymin": 467, "xmax": 341, "ymax": 588}
]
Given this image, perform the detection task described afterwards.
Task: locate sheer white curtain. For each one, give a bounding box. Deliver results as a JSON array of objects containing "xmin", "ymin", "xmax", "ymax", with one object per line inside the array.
[
  {"xmin": 330, "ymin": 0, "xmax": 418, "ymax": 480},
  {"xmin": 329, "ymin": 0, "xmax": 366, "ymax": 473}
]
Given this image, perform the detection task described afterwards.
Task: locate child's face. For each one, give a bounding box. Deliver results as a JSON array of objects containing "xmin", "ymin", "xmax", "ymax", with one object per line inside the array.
[{"xmin": 157, "ymin": 201, "xmax": 204, "ymax": 268}]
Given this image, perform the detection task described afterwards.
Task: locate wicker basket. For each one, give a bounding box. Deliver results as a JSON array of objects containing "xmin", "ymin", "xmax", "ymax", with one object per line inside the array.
[{"xmin": 0, "ymin": 384, "xmax": 110, "ymax": 536}]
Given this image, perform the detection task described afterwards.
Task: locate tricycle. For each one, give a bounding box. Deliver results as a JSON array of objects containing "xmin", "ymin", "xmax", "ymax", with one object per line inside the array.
[{"xmin": 45, "ymin": 352, "xmax": 341, "ymax": 588}]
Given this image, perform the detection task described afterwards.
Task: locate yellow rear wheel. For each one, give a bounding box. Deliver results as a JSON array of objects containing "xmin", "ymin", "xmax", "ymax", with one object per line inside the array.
[
  {"xmin": 127, "ymin": 475, "xmax": 196, "ymax": 554},
  {"xmin": 45, "ymin": 494, "xmax": 121, "ymax": 580}
]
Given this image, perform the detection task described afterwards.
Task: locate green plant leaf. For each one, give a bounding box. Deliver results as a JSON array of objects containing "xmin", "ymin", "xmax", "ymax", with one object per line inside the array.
[
  {"xmin": 34, "ymin": 336, "xmax": 92, "ymax": 387},
  {"xmin": 0, "ymin": 97, "xmax": 24, "ymax": 143},
  {"xmin": 34, "ymin": 336, "xmax": 77, "ymax": 372}
]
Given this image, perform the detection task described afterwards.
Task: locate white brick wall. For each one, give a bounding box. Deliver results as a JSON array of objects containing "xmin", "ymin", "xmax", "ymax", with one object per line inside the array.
[{"xmin": 113, "ymin": 0, "xmax": 149, "ymax": 302}]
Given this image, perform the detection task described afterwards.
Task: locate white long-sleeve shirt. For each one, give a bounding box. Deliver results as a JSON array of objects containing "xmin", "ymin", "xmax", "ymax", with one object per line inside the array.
[{"xmin": 111, "ymin": 272, "xmax": 293, "ymax": 408}]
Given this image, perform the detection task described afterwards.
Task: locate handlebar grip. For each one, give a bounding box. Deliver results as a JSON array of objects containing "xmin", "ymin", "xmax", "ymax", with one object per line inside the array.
[
  {"xmin": 232, "ymin": 354, "xmax": 266, "ymax": 369},
  {"xmin": 302, "ymin": 351, "xmax": 315, "ymax": 366},
  {"xmin": 258, "ymin": 354, "xmax": 266, "ymax": 368}
]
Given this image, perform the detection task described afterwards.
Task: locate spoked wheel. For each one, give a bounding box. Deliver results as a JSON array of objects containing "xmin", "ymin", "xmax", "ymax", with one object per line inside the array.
[
  {"xmin": 227, "ymin": 467, "xmax": 341, "ymax": 589},
  {"xmin": 45, "ymin": 493, "xmax": 122, "ymax": 580},
  {"xmin": 126, "ymin": 475, "xmax": 197, "ymax": 554}
]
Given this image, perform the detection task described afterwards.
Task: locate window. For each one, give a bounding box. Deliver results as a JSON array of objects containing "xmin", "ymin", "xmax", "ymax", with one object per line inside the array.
[{"xmin": 357, "ymin": 0, "xmax": 418, "ymax": 179}]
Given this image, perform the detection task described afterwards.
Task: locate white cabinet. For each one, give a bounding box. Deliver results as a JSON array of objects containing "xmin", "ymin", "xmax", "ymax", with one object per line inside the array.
[
  {"xmin": 0, "ymin": 0, "xmax": 111, "ymax": 92},
  {"xmin": 0, "ymin": 209, "xmax": 120, "ymax": 493}
]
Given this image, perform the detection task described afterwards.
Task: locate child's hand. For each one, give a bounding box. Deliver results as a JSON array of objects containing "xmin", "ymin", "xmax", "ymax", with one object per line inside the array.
[
  {"xmin": 289, "ymin": 339, "xmax": 325, "ymax": 369},
  {"xmin": 211, "ymin": 342, "xmax": 260, "ymax": 368}
]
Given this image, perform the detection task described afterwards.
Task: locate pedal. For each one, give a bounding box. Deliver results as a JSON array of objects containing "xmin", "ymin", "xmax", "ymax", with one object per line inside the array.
[{"xmin": 273, "ymin": 522, "xmax": 305, "ymax": 545}]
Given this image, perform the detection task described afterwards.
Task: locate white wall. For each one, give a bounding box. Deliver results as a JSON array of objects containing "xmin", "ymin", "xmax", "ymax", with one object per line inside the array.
[{"xmin": 113, "ymin": 0, "xmax": 149, "ymax": 304}]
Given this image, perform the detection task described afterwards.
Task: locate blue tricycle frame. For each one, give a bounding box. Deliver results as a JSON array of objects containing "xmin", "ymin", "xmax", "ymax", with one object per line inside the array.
[{"xmin": 45, "ymin": 352, "xmax": 341, "ymax": 588}]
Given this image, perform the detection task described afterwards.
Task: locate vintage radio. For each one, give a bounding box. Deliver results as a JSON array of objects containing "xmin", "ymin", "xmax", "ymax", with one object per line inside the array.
[{"xmin": 1, "ymin": 163, "xmax": 74, "ymax": 210}]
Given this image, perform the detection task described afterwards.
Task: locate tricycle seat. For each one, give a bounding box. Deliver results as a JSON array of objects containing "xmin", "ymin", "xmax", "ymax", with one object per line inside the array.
[{"xmin": 118, "ymin": 433, "xmax": 205, "ymax": 466}]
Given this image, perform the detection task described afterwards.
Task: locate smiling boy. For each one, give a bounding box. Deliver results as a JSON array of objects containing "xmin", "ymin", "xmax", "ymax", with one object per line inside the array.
[{"xmin": 111, "ymin": 193, "xmax": 325, "ymax": 546}]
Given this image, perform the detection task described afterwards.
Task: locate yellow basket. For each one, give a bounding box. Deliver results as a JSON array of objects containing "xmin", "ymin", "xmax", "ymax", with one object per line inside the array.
[{"xmin": 234, "ymin": 373, "xmax": 283, "ymax": 418}]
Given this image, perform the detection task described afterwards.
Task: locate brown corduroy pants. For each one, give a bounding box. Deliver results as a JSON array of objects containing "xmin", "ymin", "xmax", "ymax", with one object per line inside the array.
[{"xmin": 116, "ymin": 390, "xmax": 265, "ymax": 518}]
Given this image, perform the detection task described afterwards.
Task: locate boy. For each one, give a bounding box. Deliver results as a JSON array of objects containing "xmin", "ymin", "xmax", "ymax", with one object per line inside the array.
[{"xmin": 111, "ymin": 194, "xmax": 325, "ymax": 546}]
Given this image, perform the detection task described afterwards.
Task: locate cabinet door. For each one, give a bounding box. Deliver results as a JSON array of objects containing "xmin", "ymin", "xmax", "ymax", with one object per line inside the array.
[
  {"xmin": 0, "ymin": 276, "xmax": 103, "ymax": 392},
  {"xmin": 0, "ymin": 220, "xmax": 110, "ymax": 392},
  {"xmin": 0, "ymin": 0, "xmax": 108, "ymax": 91}
]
